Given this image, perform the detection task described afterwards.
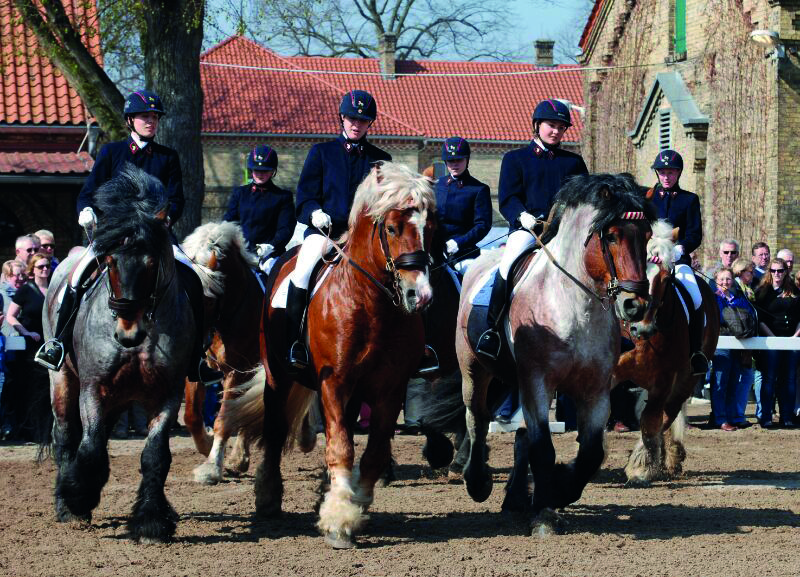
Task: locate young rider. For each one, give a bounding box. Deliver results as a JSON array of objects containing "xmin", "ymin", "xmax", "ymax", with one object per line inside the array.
[
  {"xmin": 476, "ymin": 99, "xmax": 588, "ymax": 360},
  {"xmin": 435, "ymin": 136, "xmax": 492, "ymax": 272},
  {"xmin": 36, "ymin": 90, "xmax": 219, "ymax": 383},
  {"xmin": 223, "ymin": 144, "xmax": 295, "ymax": 271},
  {"xmin": 287, "ymin": 90, "xmax": 391, "ymax": 370},
  {"xmin": 648, "ymin": 149, "xmax": 708, "ymax": 375}
]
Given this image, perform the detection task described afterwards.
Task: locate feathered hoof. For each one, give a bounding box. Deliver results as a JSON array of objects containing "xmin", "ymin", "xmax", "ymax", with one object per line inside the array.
[
  {"xmin": 226, "ymin": 453, "xmax": 251, "ymax": 474},
  {"xmin": 55, "ymin": 500, "xmax": 91, "ymax": 526},
  {"xmin": 318, "ymin": 488, "xmax": 365, "ymax": 542},
  {"xmin": 501, "ymin": 492, "xmax": 529, "ymax": 514},
  {"xmin": 128, "ymin": 502, "xmax": 178, "ymax": 544},
  {"xmin": 623, "ymin": 476, "xmax": 653, "ymax": 489},
  {"xmin": 324, "ymin": 530, "xmax": 356, "ymax": 549},
  {"xmin": 193, "ymin": 463, "xmax": 222, "ymax": 485},
  {"xmin": 530, "ymin": 508, "xmax": 563, "ymax": 537}
]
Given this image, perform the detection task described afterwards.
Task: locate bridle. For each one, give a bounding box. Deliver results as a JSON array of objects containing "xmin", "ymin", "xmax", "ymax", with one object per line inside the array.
[
  {"xmin": 322, "ymin": 216, "xmax": 430, "ymax": 307},
  {"xmin": 106, "ymin": 250, "xmax": 175, "ymax": 321}
]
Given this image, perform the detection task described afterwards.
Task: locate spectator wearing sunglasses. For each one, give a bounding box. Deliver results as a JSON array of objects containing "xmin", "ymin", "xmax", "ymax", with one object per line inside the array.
[
  {"xmin": 33, "ymin": 230, "xmax": 59, "ymax": 271},
  {"xmin": 13, "ymin": 234, "xmax": 40, "ymax": 268},
  {"xmin": 707, "ymin": 238, "xmax": 741, "ymax": 293},
  {"xmin": 754, "ymin": 257, "xmax": 800, "ymax": 428}
]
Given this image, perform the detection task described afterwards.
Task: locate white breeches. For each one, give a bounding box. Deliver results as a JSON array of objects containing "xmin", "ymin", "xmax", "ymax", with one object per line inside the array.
[
  {"xmin": 674, "ymin": 263, "xmax": 702, "ymax": 310},
  {"xmin": 290, "ymin": 234, "xmax": 330, "ymax": 290},
  {"xmin": 498, "ymin": 229, "xmax": 537, "ymax": 279}
]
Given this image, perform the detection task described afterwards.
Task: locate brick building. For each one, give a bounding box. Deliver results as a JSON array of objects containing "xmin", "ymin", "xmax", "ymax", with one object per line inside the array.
[
  {"xmin": 0, "ymin": 0, "xmax": 98, "ymax": 260},
  {"xmin": 200, "ymin": 36, "xmax": 585, "ymax": 225},
  {"xmin": 579, "ymin": 0, "xmax": 800, "ymax": 265}
]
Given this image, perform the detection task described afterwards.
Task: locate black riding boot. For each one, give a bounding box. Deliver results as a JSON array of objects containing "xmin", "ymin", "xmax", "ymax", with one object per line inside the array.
[
  {"xmin": 287, "ymin": 281, "xmax": 310, "ymax": 370},
  {"xmin": 35, "ymin": 285, "xmax": 78, "ymax": 370},
  {"xmin": 688, "ymin": 305, "xmax": 709, "ymax": 376},
  {"xmin": 476, "ymin": 272, "xmax": 507, "ymax": 360}
]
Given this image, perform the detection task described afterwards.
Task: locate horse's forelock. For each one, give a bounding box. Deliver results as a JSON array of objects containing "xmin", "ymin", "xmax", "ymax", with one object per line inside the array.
[
  {"xmin": 647, "ymin": 219, "xmax": 675, "ymax": 272},
  {"xmin": 183, "ymin": 221, "xmax": 257, "ymax": 269},
  {"xmin": 348, "ymin": 162, "xmax": 435, "ymax": 229}
]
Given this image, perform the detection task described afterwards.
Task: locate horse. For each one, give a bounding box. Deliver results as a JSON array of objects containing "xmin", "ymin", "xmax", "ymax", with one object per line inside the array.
[
  {"xmin": 44, "ymin": 166, "xmax": 196, "ymax": 542},
  {"xmin": 615, "ymin": 220, "xmax": 720, "ymax": 486},
  {"xmin": 180, "ymin": 221, "xmax": 263, "ymax": 484},
  {"xmin": 456, "ymin": 172, "xmax": 654, "ymax": 536},
  {"xmin": 225, "ymin": 161, "xmax": 436, "ymax": 549}
]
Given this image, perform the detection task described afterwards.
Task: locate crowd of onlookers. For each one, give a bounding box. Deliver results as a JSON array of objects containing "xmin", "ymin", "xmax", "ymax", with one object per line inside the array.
[{"xmin": 703, "ymin": 240, "xmax": 800, "ymax": 431}]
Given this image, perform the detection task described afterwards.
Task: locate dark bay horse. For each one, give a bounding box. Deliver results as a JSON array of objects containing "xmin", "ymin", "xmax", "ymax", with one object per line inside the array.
[
  {"xmin": 44, "ymin": 166, "xmax": 195, "ymax": 542},
  {"xmin": 457, "ymin": 173, "xmax": 654, "ymax": 536},
  {"xmin": 226, "ymin": 161, "xmax": 435, "ymax": 549},
  {"xmin": 180, "ymin": 222, "xmax": 263, "ymax": 484},
  {"xmin": 616, "ymin": 220, "xmax": 720, "ymax": 485}
]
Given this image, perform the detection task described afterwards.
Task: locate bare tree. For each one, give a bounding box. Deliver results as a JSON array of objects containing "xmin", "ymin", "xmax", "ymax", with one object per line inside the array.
[{"xmin": 232, "ymin": 0, "xmax": 521, "ymax": 61}]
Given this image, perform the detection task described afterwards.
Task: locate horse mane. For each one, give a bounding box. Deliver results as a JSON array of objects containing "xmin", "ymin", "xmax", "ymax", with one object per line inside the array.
[
  {"xmin": 182, "ymin": 221, "xmax": 256, "ymax": 298},
  {"xmin": 92, "ymin": 164, "xmax": 170, "ymax": 256},
  {"xmin": 646, "ymin": 219, "xmax": 675, "ymax": 279},
  {"xmin": 346, "ymin": 161, "xmax": 435, "ymax": 233},
  {"xmin": 539, "ymin": 172, "xmax": 657, "ymax": 246}
]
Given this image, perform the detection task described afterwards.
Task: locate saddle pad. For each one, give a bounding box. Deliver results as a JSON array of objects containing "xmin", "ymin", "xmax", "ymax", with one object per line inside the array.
[
  {"xmin": 468, "ymin": 265, "xmax": 500, "ymax": 306},
  {"xmin": 271, "ymin": 265, "xmax": 334, "ymax": 309}
]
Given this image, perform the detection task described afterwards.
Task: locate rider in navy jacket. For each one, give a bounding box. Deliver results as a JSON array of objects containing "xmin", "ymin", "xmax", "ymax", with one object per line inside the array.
[
  {"xmin": 649, "ymin": 184, "xmax": 702, "ymax": 266},
  {"xmin": 295, "ymin": 133, "xmax": 392, "ymax": 239},
  {"xmin": 435, "ymin": 137, "xmax": 492, "ymax": 265},
  {"xmin": 223, "ymin": 145, "xmax": 295, "ymax": 256},
  {"xmin": 77, "ymin": 137, "xmax": 184, "ymax": 224}
]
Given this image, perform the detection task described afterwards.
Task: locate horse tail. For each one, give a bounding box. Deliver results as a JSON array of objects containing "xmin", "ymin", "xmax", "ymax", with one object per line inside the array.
[
  {"xmin": 416, "ymin": 372, "xmax": 465, "ymax": 432},
  {"xmin": 220, "ymin": 367, "xmax": 316, "ymax": 453},
  {"xmin": 220, "ymin": 368, "xmax": 267, "ymax": 445}
]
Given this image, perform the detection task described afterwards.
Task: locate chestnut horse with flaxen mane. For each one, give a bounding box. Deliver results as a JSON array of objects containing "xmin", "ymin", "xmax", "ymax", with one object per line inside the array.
[{"xmin": 225, "ymin": 161, "xmax": 436, "ymax": 549}]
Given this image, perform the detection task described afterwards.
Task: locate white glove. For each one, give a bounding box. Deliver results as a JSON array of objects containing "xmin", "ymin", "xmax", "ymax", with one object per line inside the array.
[
  {"xmin": 519, "ymin": 211, "xmax": 537, "ymax": 232},
  {"xmin": 256, "ymin": 243, "xmax": 274, "ymax": 258},
  {"xmin": 445, "ymin": 239, "xmax": 459, "ymax": 255},
  {"xmin": 311, "ymin": 209, "xmax": 332, "ymax": 230},
  {"xmin": 673, "ymin": 244, "xmax": 685, "ymax": 261},
  {"xmin": 78, "ymin": 207, "xmax": 97, "ymax": 229}
]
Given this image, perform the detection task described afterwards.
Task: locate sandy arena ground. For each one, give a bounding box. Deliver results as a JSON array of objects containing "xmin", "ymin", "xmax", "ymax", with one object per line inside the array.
[{"xmin": 1, "ymin": 404, "xmax": 799, "ymax": 577}]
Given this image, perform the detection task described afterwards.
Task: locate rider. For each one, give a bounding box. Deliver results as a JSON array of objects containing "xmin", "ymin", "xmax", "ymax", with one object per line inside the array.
[
  {"xmin": 476, "ymin": 99, "xmax": 588, "ymax": 360},
  {"xmin": 223, "ymin": 144, "xmax": 295, "ymax": 271},
  {"xmin": 35, "ymin": 90, "xmax": 221, "ymax": 383},
  {"xmin": 287, "ymin": 90, "xmax": 391, "ymax": 370},
  {"xmin": 435, "ymin": 136, "xmax": 492, "ymax": 272},
  {"xmin": 648, "ymin": 149, "xmax": 708, "ymax": 375}
]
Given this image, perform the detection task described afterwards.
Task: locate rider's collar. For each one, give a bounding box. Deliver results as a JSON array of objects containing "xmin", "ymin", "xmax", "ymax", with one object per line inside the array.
[
  {"xmin": 532, "ymin": 138, "xmax": 556, "ymax": 159},
  {"xmin": 340, "ymin": 132, "xmax": 365, "ymax": 155},
  {"xmin": 129, "ymin": 133, "xmax": 151, "ymax": 154},
  {"xmin": 447, "ymin": 169, "xmax": 469, "ymax": 186}
]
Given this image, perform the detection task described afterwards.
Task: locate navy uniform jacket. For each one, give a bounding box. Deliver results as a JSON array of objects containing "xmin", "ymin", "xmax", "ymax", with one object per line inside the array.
[
  {"xmin": 77, "ymin": 137, "xmax": 184, "ymax": 223},
  {"xmin": 498, "ymin": 141, "xmax": 588, "ymax": 227},
  {"xmin": 223, "ymin": 181, "xmax": 295, "ymax": 254},
  {"xmin": 434, "ymin": 170, "xmax": 492, "ymax": 262},
  {"xmin": 295, "ymin": 134, "xmax": 392, "ymax": 238},
  {"xmin": 650, "ymin": 184, "xmax": 702, "ymax": 265}
]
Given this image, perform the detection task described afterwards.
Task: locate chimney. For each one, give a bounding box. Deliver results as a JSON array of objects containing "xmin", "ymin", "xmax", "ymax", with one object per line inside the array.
[
  {"xmin": 535, "ymin": 39, "xmax": 555, "ymax": 67},
  {"xmin": 380, "ymin": 32, "xmax": 396, "ymax": 79}
]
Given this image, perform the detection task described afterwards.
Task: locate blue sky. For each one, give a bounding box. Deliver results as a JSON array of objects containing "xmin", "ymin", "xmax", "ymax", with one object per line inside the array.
[{"xmin": 511, "ymin": 1, "xmax": 594, "ymax": 63}]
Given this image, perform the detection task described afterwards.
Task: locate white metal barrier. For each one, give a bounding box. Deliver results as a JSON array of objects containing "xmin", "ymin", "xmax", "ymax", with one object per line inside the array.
[{"xmin": 716, "ymin": 336, "xmax": 800, "ymax": 351}]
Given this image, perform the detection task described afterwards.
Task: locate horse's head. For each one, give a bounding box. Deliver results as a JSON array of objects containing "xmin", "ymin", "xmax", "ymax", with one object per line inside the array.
[
  {"xmin": 348, "ymin": 162, "xmax": 436, "ymax": 313},
  {"xmin": 93, "ymin": 165, "xmax": 174, "ymax": 348},
  {"xmin": 546, "ymin": 173, "xmax": 656, "ymax": 322}
]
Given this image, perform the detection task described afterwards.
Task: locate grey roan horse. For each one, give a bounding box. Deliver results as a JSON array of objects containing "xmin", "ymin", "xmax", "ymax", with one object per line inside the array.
[{"xmin": 44, "ymin": 166, "xmax": 195, "ymax": 542}]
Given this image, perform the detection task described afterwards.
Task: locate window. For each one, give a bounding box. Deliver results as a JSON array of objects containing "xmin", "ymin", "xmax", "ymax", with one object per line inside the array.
[
  {"xmin": 659, "ymin": 110, "xmax": 671, "ymax": 150},
  {"xmin": 673, "ymin": 0, "xmax": 687, "ymax": 58}
]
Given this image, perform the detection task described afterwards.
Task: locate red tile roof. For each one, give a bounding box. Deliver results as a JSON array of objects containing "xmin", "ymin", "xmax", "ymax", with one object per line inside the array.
[
  {"xmin": 201, "ymin": 36, "xmax": 584, "ymax": 143},
  {"xmin": 0, "ymin": 151, "xmax": 93, "ymax": 174},
  {"xmin": 0, "ymin": 0, "xmax": 101, "ymax": 126}
]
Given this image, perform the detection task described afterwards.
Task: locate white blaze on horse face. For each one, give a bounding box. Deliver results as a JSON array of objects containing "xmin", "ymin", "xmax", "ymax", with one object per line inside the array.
[
  {"xmin": 408, "ymin": 208, "xmax": 432, "ymax": 309},
  {"xmin": 408, "ymin": 207, "xmax": 427, "ymax": 249}
]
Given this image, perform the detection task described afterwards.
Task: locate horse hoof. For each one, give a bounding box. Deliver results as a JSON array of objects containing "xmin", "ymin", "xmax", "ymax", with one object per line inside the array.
[
  {"xmin": 193, "ymin": 464, "xmax": 222, "ymax": 485},
  {"xmin": 324, "ymin": 531, "xmax": 355, "ymax": 549},
  {"xmin": 624, "ymin": 477, "xmax": 652, "ymax": 489},
  {"xmin": 56, "ymin": 508, "xmax": 91, "ymax": 526},
  {"xmin": 501, "ymin": 495, "xmax": 528, "ymax": 514},
  {"xmin": 464, "ymin": 474, "xmax": 493, "ymax": 503},
  {"xmin": 255, "ymin": 502, "xmax": 282, "ymax": 519},
  {"xmin": 530, "ymin": 509, "xmax": 563, "ymax": 537}
]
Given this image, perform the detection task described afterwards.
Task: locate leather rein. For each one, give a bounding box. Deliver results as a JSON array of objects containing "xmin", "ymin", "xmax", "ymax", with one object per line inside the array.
[
  {"xmin": 106, "ymin": 251, "xmax": 175, "ymax": 321},
  {"xmin": 322, "ymin": 220, "xmax": 430, "ymax": 307}
]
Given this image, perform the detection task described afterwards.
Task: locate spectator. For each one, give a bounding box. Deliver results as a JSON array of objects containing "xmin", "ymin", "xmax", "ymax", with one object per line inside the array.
[
  {"xmin": 732, "ymin": 258, "xmax": 756, "ymax": 301},
  {"xmin": 707, "ymin": 238, "xmax": 741, "ymax": 292},
  {"xmin": 710, "ymin": 268, "xmax": 755, "ymax": 431},
  {"xmin": 4, "ymin": 253, "xmax": 53, "ymax": 441},
  {"xmin": 754, "ymin": 257, "xmax": 800, "ymax": 428},
  {"xmin": 751, "ymin": 242, "xmax": 770, "ymax": 287},
  {"xmin": 1, "ymin": 261, "xmax": 27, "ymax": 336},
  {"xmin": 13, "ymin": 234, "xmax": 39, "ymax": 268},
  {"xmin": 731, "ymin": 257, "xmax": 758, "ymax": 423},
  {"xmin": 33, "ymin": 229, "xmax": 59, "ymax": 270},
  {"xmin": 776, "ymin": 248, "xmax": 794, "ymax": 275}
]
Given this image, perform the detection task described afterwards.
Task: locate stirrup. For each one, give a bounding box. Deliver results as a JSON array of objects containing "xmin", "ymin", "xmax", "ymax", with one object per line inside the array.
[
  {"xmin": 690, "ymin": 351, "xmax": 709, "ymax": 376},
  {"xmin": 35, "ymin": 339, "xmax": 66, "ymax": 371},
  {"xmin": 288, "ymin": 341, "xmax": 310, "ymax": 370},
  {"xmin": 476, "ymin": 328, "xmax": 501, "ymax": 361},
  {"xmin": 414, "ymin": 345, "xmax": 440, "ymax": 377}
]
